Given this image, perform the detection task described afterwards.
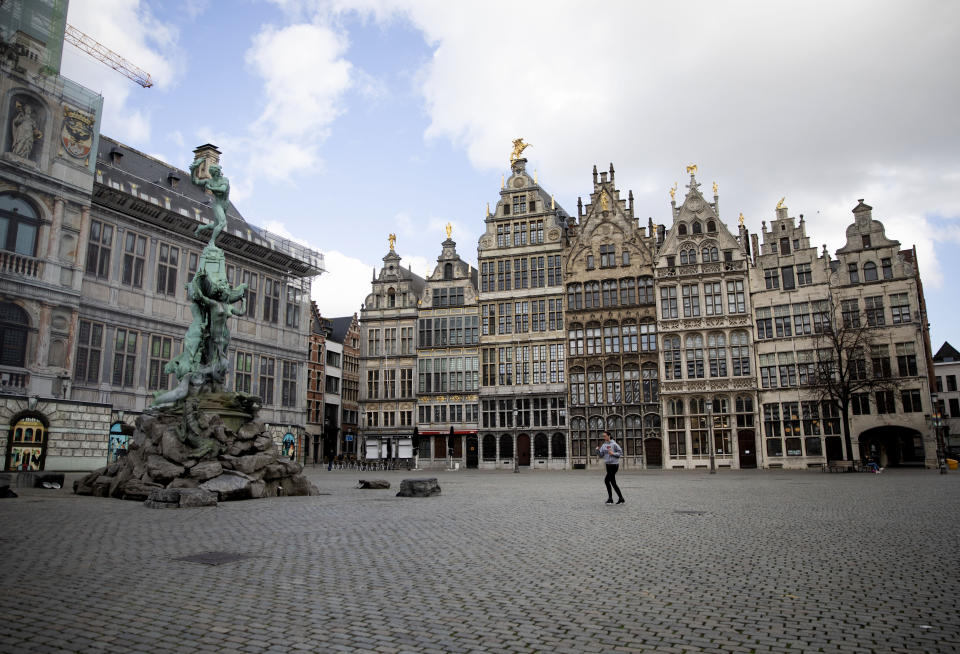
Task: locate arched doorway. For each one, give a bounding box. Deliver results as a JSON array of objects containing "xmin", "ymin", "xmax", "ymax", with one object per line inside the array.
[
  {"xmin": 643, "ymin": 438, "xmax": 662, "ymax": 468},
  {"xmin": 466, "ymin": 435, "xmax": 478, "ymax": 468},
  {"xmin": 516, "ymin": 434, "xmax": 531, "ymax": 466},
  {"xmin": 5, "ymin": 415, "xmax": 47, "ymax": 471},
  {"xmin": 859, "ymin": 426, "xmax": 925, "ymax": 467},
  {"xmin": 108, "ymin": 421, "xmax": 133, "ymax": 465}
]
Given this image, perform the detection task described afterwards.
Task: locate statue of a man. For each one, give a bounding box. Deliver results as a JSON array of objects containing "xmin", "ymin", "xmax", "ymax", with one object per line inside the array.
[
  {"xmin": 189, "ymin": 159, "xmax": 230, "ymax": 246},
  {"xmin": 11, "ymin": 102, "xmax": 41, "ymax": 158},
  {"xmin": 194, "ymin": 272, "xmax": 247, "ymax": 376}
]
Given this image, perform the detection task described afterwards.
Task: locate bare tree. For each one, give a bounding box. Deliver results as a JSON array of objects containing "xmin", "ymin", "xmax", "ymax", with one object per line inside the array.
[{"xmin": 809, "ymin": 294, "xmax": 900, "ymax": 462}]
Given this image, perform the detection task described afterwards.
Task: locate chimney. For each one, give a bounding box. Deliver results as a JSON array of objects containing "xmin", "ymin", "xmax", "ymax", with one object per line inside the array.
[{"xmin": 191, "ymin": 144, "xmax": 222, "ymax": 180}]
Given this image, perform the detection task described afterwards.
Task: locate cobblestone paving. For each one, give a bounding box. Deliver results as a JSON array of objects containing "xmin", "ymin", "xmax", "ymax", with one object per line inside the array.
[{"xmin": 2, "ymin": 468, "xmax": 959, "ymax": 653}]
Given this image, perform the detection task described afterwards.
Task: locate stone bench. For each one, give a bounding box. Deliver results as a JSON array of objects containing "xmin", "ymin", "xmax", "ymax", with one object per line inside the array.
[{"xmin": 396, "ymin": 478, "xmax": 441, "ymax": 497}]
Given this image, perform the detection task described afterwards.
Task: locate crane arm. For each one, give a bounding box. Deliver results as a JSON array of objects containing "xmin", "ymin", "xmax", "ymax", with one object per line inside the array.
[{"xmin": 63, "ymin": 24, "xmax": 153, "ymax": 88}]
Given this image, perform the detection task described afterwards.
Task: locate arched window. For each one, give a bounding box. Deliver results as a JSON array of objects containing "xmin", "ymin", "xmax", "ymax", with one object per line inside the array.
[
  {"xmin": 587, "ymin": 367, "xmax": 603, "ymax": 405},
  {"xmin": 690, "ymin": 397, "xmax": 709, "ymax": 458},
  {"xmin": 692, "ymin": 221, "xmax": 703, "ymax": 234},
  {"xmin": 677, "ymin": 223, "xmax": 688, "ymax": 236},
  {"xmin": 863, "ymin": 261, "xmax": 878, "ymax": 281},
  {"xmin": 710, "ymin": 247, "xmax": 719, "ymax": 262},
  {"xmin": 6, "ymin": 416, "xmax": 46, "ymax": 471},
  {"xmin": 708, "ymin": 332, "xmax": 727, "ymax": 377},
  {"xmin": 443, "ymin": 263, "xmax": 453, "ymax": 280},
  {"xmin": 621, "ymin": 319, "xmax": 638, "ymax": 353},
  {"xmin": 0, "ymin": 302, "xmax": 29, "ymax": 367},
  {"xmin": 568, "ymin": 323, "xmax": 584, "ymax": 356},
  {"xmin": 638, "ymin": 276, "xmax": 655, "ymax": 304},
  {"xmin": 387, "ymin": 288, "xmax": 396, "ymax": 307},
  {"xmin": 605, "ymin": 366, "xmax": 622, "ymax": 404},
  {"xmin": 642, "ymin": 364, "xmax": 659, "ymax": 403},
  {"xmin": 588, "ymin": 415, "xmax": 604, "ymax": 454},
  {"xmin": 567, "ymin": 283, "xmax": 583, "ymax": 310},
  {"xmin": 570, "ymin": 367, "xmax": 585, "ymax": 405},
  {"xmin": 707, "ymin": 220, "xmax": 717, "ymax": 233},
  {"xmin": 0, "ymin": 193, "xmax": 40, "ymax": 256},
  {"xmin": 619, "ymin": 277, "xmax": 636, "ymax": 305},
  {"xmin": 584, "ymin": 282, "xmax": 600, "ymax": 308},
  {"xmin": 667, "ymin": 399, "xmax": 686, "ymax": 456},
  {"xmin": 639, "ymin": 321, "xmax": 657, "ymax": 352},
  {"xmin": 685, "ymin": 333, "xmax": 705, "ymax": 378},
  {"xmin": 730, "ymin": 330, "xmax": 751, "ymax": 376},
  {"xmin": 551, "ymin": 432, "xmax": 566, "ymax": 458},
  {"xmin": 663, "ymin": 335, "xmax": 682, "ymax": 379},
  {"xmin": 603, "ymin": 320, "xmax": 620, "ymax": 354},
  {"xmin": 606, "ymin": 415, "xmax": 623, "ymax": 442},
  {"xmin": 499, "ymin": 434, "xmax": 513, "ymax": 459},
  {"xmin": 712, "ymin": 396, "xmax": 732, "ymax": 455},
  {"xmin": 643, "ymin": 413, "xmax": 661, "ymax": 432},
  {"xmin": 585, "ymin": 322, "xmax": 602, "ymax": 356},
  {"xmin": 534, "ymin": 433, "xmax": 548, "ymax": 458},
  {"xmin": 570, "ymin": 417, "xmax": 586, "ymax": 457},
  {"xmin": 624, "ymin": 414, "xmax": 642, "ymax": 456},
  {"xmin": 482, "ymin": 434, "xmax": 497, "ymax": 460},
  {"xmin": 735, "ymin": 395, "xmax": 755, "ymax": 428},
  {"xmin": 623, "ymin": 364, "xmax": 639, "ymax": 403},
  {"xmin": 602, "ymin": 280, "xmax": 618, "ymax": 307}
]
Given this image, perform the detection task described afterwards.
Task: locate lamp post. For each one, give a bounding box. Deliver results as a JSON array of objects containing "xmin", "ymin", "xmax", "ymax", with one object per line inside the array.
[
  {"xmin": 932, "ymin": 393, "xmax": 948, "ymax": 475},
  {"xmin": 706, "ymin": 400, "xmax": 716, "ymax": 474}
]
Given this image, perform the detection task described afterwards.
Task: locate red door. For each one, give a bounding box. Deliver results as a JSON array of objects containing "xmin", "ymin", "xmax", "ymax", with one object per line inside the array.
[{"xmin": 517, "ymin": 434, "xmax": 531, "ymax": 466}]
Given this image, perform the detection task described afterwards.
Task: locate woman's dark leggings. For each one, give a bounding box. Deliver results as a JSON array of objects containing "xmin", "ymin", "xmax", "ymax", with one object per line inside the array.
[{"xmin": 604, "ymin": 464, "xmax": 623, "ymax": 500}]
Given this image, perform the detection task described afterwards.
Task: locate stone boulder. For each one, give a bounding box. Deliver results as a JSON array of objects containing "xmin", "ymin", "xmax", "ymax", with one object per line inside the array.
[
  {"xmin": 200, "ymin": 470, "xmax": 255, "ymax": 501},
  {"xmin": 168, "ymin": 477, "xmax": 199, "ymax": 489},
  {"xmin": 188, "ymin": 461, "xmax": 222, "ymax": 482},
  {"xmin": 233, "ymin": 452, "xmax": 274, "ymax": 475},
  {"xmin": 74, "ymin": 467, "xmax": 106, "ymax": 495},
  {"xmin": 357, "ymin": 479, "xmax": 391, "ymax": 489},
  {"xmin": 121, "ymin": 479, "xmax": 163, "ymax": 501},
  {"xmin": 396, "ymin": 478, "xmax": 441, "ymax": 497},
  {"xmin": 160, "ymin": 430, "xmax": 192, "ymax": 464},
  {"xmin": 147, "ymin": 454, "xmax": 184, "ymax": 484},
  {"xmin": 92, "ymin": 475, "xmax": 114, "ymax": 498}
]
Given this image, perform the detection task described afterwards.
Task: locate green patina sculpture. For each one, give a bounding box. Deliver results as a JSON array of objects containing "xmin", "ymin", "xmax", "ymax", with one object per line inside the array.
[{"xmin": 151, "ymin": 159, "xmax": 247, "ymax": 409}]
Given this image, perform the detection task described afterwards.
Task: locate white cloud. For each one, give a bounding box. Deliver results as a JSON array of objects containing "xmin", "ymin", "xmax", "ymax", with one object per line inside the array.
[
  {"xmin": 63, "ymin": 0, "xmax": 181, "ymax": 146},
  {"xmin": 312, "ymin": 250, "xmax": 373, "ymax": 317},
  {"xmin": 308, "ymin": 0, "xmax": 960, "ymax": 287}
]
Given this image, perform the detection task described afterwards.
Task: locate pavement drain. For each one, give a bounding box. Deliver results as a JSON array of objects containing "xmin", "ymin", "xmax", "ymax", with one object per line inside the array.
[
  {"xmin": 173, "ymin": 551, "xmax": 255, "ymax": 566},
  {"xmin": 674, "ymin": 510, "xmax": 706, "ymax": 515}
]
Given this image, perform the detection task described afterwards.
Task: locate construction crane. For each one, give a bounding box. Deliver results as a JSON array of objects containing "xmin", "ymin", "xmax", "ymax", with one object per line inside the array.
[{"xmin": 63, "ymin": 24, "xmax": 153, "ymax": 88}]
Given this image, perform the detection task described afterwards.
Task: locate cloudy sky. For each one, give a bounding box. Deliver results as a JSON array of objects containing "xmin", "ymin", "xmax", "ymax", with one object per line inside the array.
[{"xmin": 62, "ymin": 0, "xmax": 960, "ymax": 346}]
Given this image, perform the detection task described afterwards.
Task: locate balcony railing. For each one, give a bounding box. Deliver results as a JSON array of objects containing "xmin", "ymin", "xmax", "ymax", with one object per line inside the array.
[
  {"xmin": 0, "ymin": 251, "xmax": 43, "ymax": 278},
  {"xmin": 0, "ymin": 369, "xmax": 29, "ymax": 395}
]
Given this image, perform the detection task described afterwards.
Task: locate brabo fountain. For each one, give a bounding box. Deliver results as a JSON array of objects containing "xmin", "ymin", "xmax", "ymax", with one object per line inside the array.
[{"xmin": 74, "ymin": 153, "xmax": 317, "ymax": 507}]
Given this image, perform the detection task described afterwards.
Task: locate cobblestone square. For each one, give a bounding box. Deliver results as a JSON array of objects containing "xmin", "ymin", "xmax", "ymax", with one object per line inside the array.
[{"xmin": 2, "ymin": 469, "xmax": 959, "ymax": 653}]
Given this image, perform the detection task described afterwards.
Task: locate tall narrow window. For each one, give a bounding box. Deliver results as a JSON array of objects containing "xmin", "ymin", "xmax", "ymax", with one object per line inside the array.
[
  {"xmin": 75, "ymin": 320, "xmax": 104, "ymax": 383},
  {"xmin": 156, "ymin": 243, "xmax": 179, "ymax": 296},
  {"xmin": 0, "ymin": 194, "xmax": 39, "ymax": 256},
  {"xmin": 263, "ymin": 277, "xmax": 280, "ymax": 324},
  {"xmin": 259, "ymin": 356, "xmax": 275, "ymax": 404},
  {"xmin": 281, "ymin": 360, "xmax": 298, "ymax": 407},
  {"xmin": 112, "ymin": 328, "xmax": 138, "ymax": 387},
  {"xmin": 0, "ymin": 302, "xmax": 29, "ymax": 367},
  {"xmin": 86, "ymin": 219, "xmax": 113, "ymax": 279},
  {"xmin": 235, "ymin": 351, "xmax": 253, "ymax": 393},
  {"xmin": 148, "ymin": 335, "xmax": 173, "ymax": 390},
  {"xmin": 121, "ymin": 230, "xmax": 147, "ymax": 287}
]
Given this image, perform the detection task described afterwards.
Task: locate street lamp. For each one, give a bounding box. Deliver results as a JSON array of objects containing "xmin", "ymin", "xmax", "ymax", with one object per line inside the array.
[
  {"xmin": 706, "ymin": 400, "xmax": 716, "ymax": 474},
  {"xmin": 932, "ymin": 393, "xmax": 948, "ymax": 475}
]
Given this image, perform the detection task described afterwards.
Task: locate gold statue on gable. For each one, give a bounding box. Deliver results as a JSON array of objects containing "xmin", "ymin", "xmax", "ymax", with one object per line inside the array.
[
  {"xmin": 600, "ymin": 191, "xmax": 609, "ymax": 211},
  {"xmin": 713, "ymin": 181, "xmax": 718, "ymax": 195},
  {"xmin": 669, "ymin": 183, "xmax": 677, "ymax": 201},
  {"xmin": 510, "ymin": 138, "xmax": 531, "ymax": 163},
  {"xmin": 686, "ymin": 164, "xmax": 698, "ymax": 175},
  {"xmin": 776, "ymin": 197, "xmax": 785, "ymax": 210},
  {"xmin": 388, "ymin": 233, "xmax": 396, "ymax": 251},
  {"xmin": 738, "ymin": 213, "xmax": 745, "ymax": 226},
  {"xmin": 445, "ymin": 222, "xmax": 452, "ymax": 239}
]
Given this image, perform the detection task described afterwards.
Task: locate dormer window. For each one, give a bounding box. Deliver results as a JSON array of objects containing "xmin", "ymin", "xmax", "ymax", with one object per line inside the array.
[
  {"xmin": 387, "ymin": 288, "xmax": 396, "ymax": 307},
  {"xmin": 862, "ymin": 234, "xmax": 872, "ymax": 248},
  {"xmin": 678, "ymin": 223, "xmax": 687, "ymax": 236},
  {"xmin": 109, "ymin": 148, "xmax": 123, "ymax": 164},
  {"xmin": 167, "ymin": 172, "xmax": 180, "ymax": 188},
  {"xmin": 692, "ymin": 221, "xmax": 702, "ymax": 235},
  {"xmin": 444, "ymin": 263, "xmax": 453, "ymax": 280},
  {"xmin": 863, "ymin": 261, "xmax": 878, "ymax": 282},
  {"xmin": 707, "ymin": 220, "xmax": 716, "ymax": 233},
  {"xmin": 780, "ymin": 237, "xmax": 791, "ymax": 255}
]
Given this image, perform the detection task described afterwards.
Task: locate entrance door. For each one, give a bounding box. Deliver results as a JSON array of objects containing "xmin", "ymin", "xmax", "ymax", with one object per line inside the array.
[
  {"xmin": 517, "ymin": 433, "xmax": 531, "ymax": 466},
  {"xmin": 737, "ymin": 430, "xmax": 757, "ymax": 469},
  {"xmin": 825, "ymin": 436, "xmax": 844, "ymax": 462},
  {"xmin": 466, "ymin": 435, "xmax": 479, "ymax": 468},
  {"xmin": 643, "ymin": 438, "xmax": 662, "ymax": 468},
  {"xmin": 451, "ymin": 435, "xmax": 463, "ymax": 459}
]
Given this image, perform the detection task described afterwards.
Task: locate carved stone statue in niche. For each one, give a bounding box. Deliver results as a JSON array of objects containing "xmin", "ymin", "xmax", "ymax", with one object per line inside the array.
[{"xmin": 10, "ymin": 99, "xmax": 43, "ymax": 159}]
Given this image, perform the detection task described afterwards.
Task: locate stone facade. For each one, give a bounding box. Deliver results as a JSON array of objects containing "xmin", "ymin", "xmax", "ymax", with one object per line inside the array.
[
  {"xmin": 932, "ymin": 342, "xmax": 960, "ymax": 454},
  {"xmin": 305, "ymin": 303, "xmax": 326, "ymax": 464},
  {"xmin": 359, "ymin": 245, "xmax": 423, "ymax": 461},
  {"xmin": 415, "ymin": 235, "xmax": 479, "ymax": 469},
  {"xmin": 476, "ymin": 158, "xmax": 569, "ymax": 470},
  {"xmin": 655, "ymin": 172, "xmax": 758, "ymax": 470},
  {"xmin": 563, "ymin": 165, "xmax": 659, "ymax": 469},
  {"xmin": 1, "ymin": 19, "xmax": 323, "ymax": 473}
]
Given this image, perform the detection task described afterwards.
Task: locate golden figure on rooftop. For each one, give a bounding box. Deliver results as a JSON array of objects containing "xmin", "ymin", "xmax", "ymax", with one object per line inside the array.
[
  {"xmin": 445, "ymin": 222, "xmax": 452, "ymax": 239},
  {"xmin": 686, "ymin": 164, "xmax": 697, "ymax": 174},
  {"xmin": 713, "ymin": 181, "xmax": 718, "ymax": 195},
  {"xmin": 738, "ymin": 213, "xmax": 745, "ymax": 226},
  {"xmin": 600, "ymin": 191, "xmax": 609, "ymax": 211},
  {"xmin": 669, "ymin": 183, "xmax": 677, "ymax": 201},
  {"xmin": 388, "ymin": 233, "xmax": 396, "ymax": 251},
  {"xmin": 777, "ymin": 197, "xmax": 785, "ymax": 210},
  {"xmin": 510, "ymin": 138, "xmax": 531, "ymax": 163}
]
